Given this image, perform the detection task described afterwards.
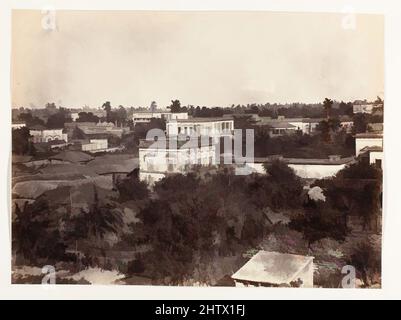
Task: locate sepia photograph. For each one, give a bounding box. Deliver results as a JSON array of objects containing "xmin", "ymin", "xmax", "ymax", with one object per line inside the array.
[{"xmin": 10, "ymin": 9, "xmax": 384, "ymax": 289}]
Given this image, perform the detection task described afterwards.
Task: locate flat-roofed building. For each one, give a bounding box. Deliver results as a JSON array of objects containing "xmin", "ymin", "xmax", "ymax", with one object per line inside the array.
[
  {"xmin": 232, "ymin": 251, "xmax": 314, "ymax": 288},
  {"xmin": 81, "ymin": 139, "xmax": 108, "ymax": 153},
  {"xmin": 132, "ymin": 110, "xmax": 188, "ymax": 125},
  {"xmin": 29, "ymin": 125, "xmax": 68, "ymax": 143},
  {"xmin": 138, "ymin": 138, "xmax": 217, "ymax": 185},
  {"xmin": 355, "ymin": 132, "xmax": 383, "ymax": 156},
  {"xmin": 247, "ymin": 155, "xmax": 355, "ymax": 179},
  {"xmin": 166, "ymin": 117, "xmax": 234, "ymax": 138}
]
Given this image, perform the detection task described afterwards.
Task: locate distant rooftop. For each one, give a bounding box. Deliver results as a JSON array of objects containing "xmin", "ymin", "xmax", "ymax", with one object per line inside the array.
[
  {"xmin": 361, "ymin": 146, "xmax": 383, "ymax": 153},
  {"xmin": 261, "ymin": 121, "xmax": 296, "ymax": 129},
  {"xmin": 232, "ymin": 251, "xmax": 314, "ymax": 285},
  {"xmin": 29, "ymin": 124, "xmax": 47, "ymax": 131},
  {"xmin": 254, "ymin": 155, "xmax": 355, "ymax": 165},
  {"xmin": 139, "ymin": 138, "xmax": 215, "ymax": 149},
  {"xmin": 355, "ymin": 132, "xmax": 383, "ymax": 139},
  {"xmin": 175, "ymin": 117, "xmax": 233, "ymax": 123},
  {"xmin": 47, "ymin": 139, "xmax": 67, "ymax": 146},
  {"xmin": 132, "ymin": 109, "xmax": 172, "ymax": 114},
  {"xmin": 49, "ymin": 151, "xmax": 94, "ymax": 163}
]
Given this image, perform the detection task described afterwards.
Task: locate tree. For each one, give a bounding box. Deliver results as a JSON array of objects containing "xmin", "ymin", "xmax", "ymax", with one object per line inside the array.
[
  {"xmin": 169, "ymin": 99, "xmax": 182, "ymax": 113},
  {"xmin": 129, "ymin": 170, "xmax": 270, "ymax": 284},
  {"xmin": 247, "ymin": 160, "xmax": 304, "ymax": 210},
  {"xmin": 323, "ymin": 98, "xmax": 333, "ymax": 119},
  {"xmin": 353, "ymin": 114, "xmax": 369, "ymax": 134},
  {"xmin": 76, "ymin": 112, "xmax": 99, "ymax": 123},
  {"xmin": 102, "ymin": 101, "xmax": 112, "ymax": 122},
  {"xmin": 13, "ymin": 199, "xmax": 67, "ymax": 264},
  {"xmin": 45, "ymin": 102, "xmax": 57, "ymax": 111},
  {"xmin": 70, "ymin": 186, "xmax": 124, "ymax": 243},
  {"xmin": 116, "ymin": 105, "xmax": 128, "ymax": 126},
  {"xmin": 348, "ymin": 241, "xmax": 381, "ymax": 287},
  {"xmin": 116, "ymin": 173, "xmax": 149, "ymax": 202},
  {"xmin": 289, "ymin": 206, "xmax": 347, "ymax": 247},
  {"xmin": 12, "ymin": 127, "xmax": 35, "ymax": 155},
  {"xmin": 316, "ymin": 118, "xmax": 341, "ymax": 143},
  {"xmin": 71, "ymin": 126, "xmax": 86, "ymax": 139},
  {"xmin": 339, "ymin": 101, "xmax": 353, "ymax": 117},
  {"xmin": 374, "ymin": 96, "xmax": 383, "ymax": 105},
  {"xmin": 46, "ymin": 108, "xmax": 72, "ymax": 129},
  {"xmin": 18, "ymin": 113, "xmax": 45, "ymax": 127}
]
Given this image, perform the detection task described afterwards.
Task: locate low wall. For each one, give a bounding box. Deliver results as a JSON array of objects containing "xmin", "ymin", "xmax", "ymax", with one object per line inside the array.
[{"xmin": 247, "ymin": 162, "xmax": 347, "ymax": 179}]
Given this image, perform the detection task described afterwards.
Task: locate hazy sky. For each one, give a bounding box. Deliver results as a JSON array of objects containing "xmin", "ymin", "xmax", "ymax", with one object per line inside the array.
[{"xmin": 11, "ymin": 10, "xmax": 384, "ymax": 109}]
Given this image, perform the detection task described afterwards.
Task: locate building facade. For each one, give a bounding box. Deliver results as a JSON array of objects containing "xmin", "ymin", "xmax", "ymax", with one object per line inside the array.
[
  {"xmin": 132, "ymin": 110, "xmax": 188, "ymax": 125},
  {"xmin": 166, "ymin": 117, "xmax": 234, "ymax": 138},
  {"xmin": 355, "ymin": 133, "xmax": 383, "ymax": 156},
  {"xmin": 81, "ymin": 139, "xmax": 108, "ymax": 152},
  {"xmin": 139, "ymin": 139, "xmax": 216, "ymax": 185},
  {"xmin": 29, "ymin": 126, "xmax": 68, "ymax": 143}
]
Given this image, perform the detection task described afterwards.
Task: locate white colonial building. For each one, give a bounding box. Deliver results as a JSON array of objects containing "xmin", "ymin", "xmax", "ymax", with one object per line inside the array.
[
  {"xmin": 11, "ymin": 121, "xmax": 26, "ymax": 130},
  {"xmin": 132, "ymin": 110, "xmax": 188, "ymax": 125},
  {"xmin": 246, "ymin": 155, "xmax": 355, "ymax": 180},
  {"xmin": 29, "ymin": 125, "xmax": 68, "ymax": 143},
  {"xmin": 139, "ymin": 138, "xmax": 216, "ymax": 185},
  {"xmin": 166, "ymin": 117, "xmax": 234, "ymax": 138},
  {"xmin": 355, "ymin": 133, "xmax": 383, "ymax": 156},
  {"xmin": 81, "ymin": 139, "xmax": 108, "ymax": 153},
  {"xmin": 355, "ymin": 132, "xmax": 383, "ymax": 167}
]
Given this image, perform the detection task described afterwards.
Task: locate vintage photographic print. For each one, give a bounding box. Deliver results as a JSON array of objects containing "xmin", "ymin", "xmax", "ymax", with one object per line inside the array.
[{"xmin": 11, "ymin": 10, "xmax": 383, "ymax": 288}]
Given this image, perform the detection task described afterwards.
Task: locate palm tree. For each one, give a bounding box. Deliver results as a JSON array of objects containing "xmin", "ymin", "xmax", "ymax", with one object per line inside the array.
[
  {"xmin": 102, "ymin": 101, "xmax": 112, "ymax": 122},
  {"xmin": 323, "ymin": 98, "xmax": 333, "ymax": 119},
  {"xmin": 73, "ymin": 186, "xmax": 124, "ymax": 242}
]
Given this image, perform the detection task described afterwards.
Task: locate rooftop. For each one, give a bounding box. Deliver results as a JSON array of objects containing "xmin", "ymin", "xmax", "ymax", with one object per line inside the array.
[
  {"xmin": 265, "ymin": 121, "xmax": 297, "ymax": 129},
  {"xmin": 139, "ymin": 138, "xmax": 215, "ymax": 149},
  {"xmin": 355, "ymin": 133, "xmax": 383, "ymax": 139},
  {"xmin": 254, "ymin": 156, "xmax": 355, "ymax": 165},
  {"xmin": 29, "ymin": 124, "xmax": 47, "ymax": 131},
  {"xmin": 12, "ymin": 155, "xmax": 33, "ymax": 164},
  {"xmin": 49, "ymin": 151, "xmax": 94, "ymax": 163},
  {"xmin": 232, "ymin": 251, "xmax": 314, "ymax": 285},
  {"xmin": 47, "ymin": 139, "xmax": 67, "ymax": 146},
  {"xmin": 175, "ymin": 117, "xmax": 233, "ymax": 123},
  {"xmin": 361, "ymin": 146, "xmax": 383, "ymax": 153},
  {"xmin": 87, "ymin": 154, "xmax": 139, "ymax": 174},
  {"xmin": 132, "ymin": 109, "xmax": 171, "ymax": 114}
]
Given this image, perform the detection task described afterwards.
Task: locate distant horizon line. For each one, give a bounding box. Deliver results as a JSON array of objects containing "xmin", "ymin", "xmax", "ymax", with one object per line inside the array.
[{"xmin": 11, "ymin": 97, "xmax": 382, "ymax": 110}]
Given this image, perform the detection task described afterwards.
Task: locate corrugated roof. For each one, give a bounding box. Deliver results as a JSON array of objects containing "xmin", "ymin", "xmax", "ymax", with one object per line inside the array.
[{"xmin": 49, "ymin": 151, "xmax": 94, "ymax": 163}]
